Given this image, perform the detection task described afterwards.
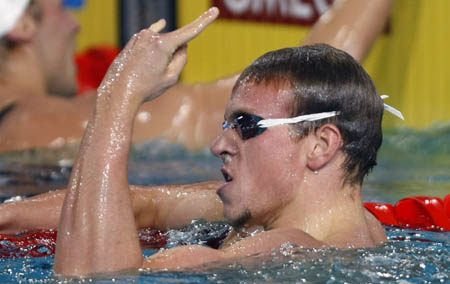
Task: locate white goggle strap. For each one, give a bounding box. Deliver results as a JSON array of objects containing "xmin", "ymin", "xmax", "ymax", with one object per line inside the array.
[
  {"xmin": 257, "ymin": 111, "xmax": 339, "ymax": 128},
  {"xmin": 257, "ymin": 95, "xmax": 404, "ymax": 129},
  {"xmin": 380, "ymin": 95, "xmax": 404, "ymax": 120}
]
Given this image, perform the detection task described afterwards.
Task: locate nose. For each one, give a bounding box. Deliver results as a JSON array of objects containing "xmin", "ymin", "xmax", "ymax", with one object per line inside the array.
[
  {"xmin": 210, "ymin": 128, "xmax": 238, "ymax": 159},
  {"xmin": 67, "ymin": 10, "xmax": 81, "ymax": 34},
  {"xmin": 72, "ymin": 16, "xmax": 81, "ymax": 34}
]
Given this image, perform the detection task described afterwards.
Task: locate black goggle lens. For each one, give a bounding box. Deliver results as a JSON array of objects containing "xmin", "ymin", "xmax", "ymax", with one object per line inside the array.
[{"xmin": 223, "ymin": 113, "xmax": 267, "ymax": 141}]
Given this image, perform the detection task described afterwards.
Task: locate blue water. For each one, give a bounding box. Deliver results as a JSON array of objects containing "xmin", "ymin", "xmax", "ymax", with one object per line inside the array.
[
  {"xmin": 0, "ymin": 228, "xmax": 448, "ymax": 283},
  {"xmin": 0, "ymin": 124, "xmax": 449, "ymax": 283}
]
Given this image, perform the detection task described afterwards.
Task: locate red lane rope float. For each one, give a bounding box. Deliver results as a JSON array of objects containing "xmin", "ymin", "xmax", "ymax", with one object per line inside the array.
[
  {"xmin": 0, "ymin": 228, "xmax": 166, "ymax": 259},
  {"xmin": 75, "ymin": 46, "xmax": 120, "ymax": 95},
  {"xmin": 444, "ymin": 194, "xmax": 450, "ymax": 218},
  {"xmin": 0, "ymin": 195, "xmax": 448, "ymax": 258},
  {"xmin": 364, "ymin": 194, "xmax": 450, "ymax": 231},
  {"xmin": 0, "ymin": 230, "xmax": 57, "ymax": 258}
]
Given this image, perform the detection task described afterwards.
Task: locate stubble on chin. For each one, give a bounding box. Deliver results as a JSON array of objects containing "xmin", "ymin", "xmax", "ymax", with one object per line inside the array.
[{"xmin": 227, "ymin": 209, "xmax": 252, "ymax": 229}]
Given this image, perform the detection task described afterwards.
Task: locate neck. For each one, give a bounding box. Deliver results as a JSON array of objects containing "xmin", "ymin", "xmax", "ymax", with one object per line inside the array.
[
  {"xmin": 267, "ymin": 158, "xmax": 366, "ymax": 243},
  {"xmin": 299, "ymin": 180, "xmax": 364, "ymax": 241},
  {"xmin": 0, "ymin": 45, "xmax": 47, "ymax": 107}
]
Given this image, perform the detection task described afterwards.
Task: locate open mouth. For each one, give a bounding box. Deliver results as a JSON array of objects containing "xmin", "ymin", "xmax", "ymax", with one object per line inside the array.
[{"xmin": 221, "ymin": 168, "xmax": 233, "ymax": 182}]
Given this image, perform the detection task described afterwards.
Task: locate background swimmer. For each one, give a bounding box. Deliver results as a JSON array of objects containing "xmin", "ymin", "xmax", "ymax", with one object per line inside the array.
[{"xmin": 0, "ymin": 0, "xmax": 394, "ymax": 153}]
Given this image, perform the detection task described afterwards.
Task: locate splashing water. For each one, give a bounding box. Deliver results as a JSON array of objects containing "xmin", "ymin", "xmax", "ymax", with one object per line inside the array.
[{"xmin": 0, "ymin": 227, "xmax": 447, "ymax": 283}]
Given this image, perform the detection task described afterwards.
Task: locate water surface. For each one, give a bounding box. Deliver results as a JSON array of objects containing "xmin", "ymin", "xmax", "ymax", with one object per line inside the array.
[{"xmin": 0, "ymin": 125, "xmax": 449, "ymax": 283}]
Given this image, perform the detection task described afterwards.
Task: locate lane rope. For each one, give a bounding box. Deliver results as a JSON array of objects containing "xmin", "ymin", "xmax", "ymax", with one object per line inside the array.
[{"xmin": 0, "ymin": 195, "xmax": 448, "ymax": 258}]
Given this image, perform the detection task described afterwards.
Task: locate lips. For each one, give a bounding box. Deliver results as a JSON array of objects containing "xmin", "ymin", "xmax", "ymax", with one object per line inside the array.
[
  {"xmin": 221, "ymin": 168, "xmax": 233, "ymax": 182},
  {"xmin": 217, "ymin": 167, "xmax": 234, "ymax": 204}
]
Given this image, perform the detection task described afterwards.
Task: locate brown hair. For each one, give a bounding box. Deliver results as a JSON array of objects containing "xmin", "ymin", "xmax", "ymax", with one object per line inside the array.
[{"xmin": 234, "ymin": 44, "xmax": 384, "ymax": 185}]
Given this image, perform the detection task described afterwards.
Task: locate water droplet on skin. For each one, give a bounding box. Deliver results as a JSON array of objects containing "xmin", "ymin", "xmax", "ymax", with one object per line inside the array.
[{"xmin": 137, "ymin": 111, "xmax": 152, "ymax": 123}]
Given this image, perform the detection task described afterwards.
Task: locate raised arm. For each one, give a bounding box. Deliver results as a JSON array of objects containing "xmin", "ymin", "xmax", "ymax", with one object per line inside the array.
[
  {"xmin": 302, "ymin": 0, "xmax": 394, "ymax": 62},
  {"xmin": 53, "ymin": 8, "xmax": 220, "ymax": 276}
]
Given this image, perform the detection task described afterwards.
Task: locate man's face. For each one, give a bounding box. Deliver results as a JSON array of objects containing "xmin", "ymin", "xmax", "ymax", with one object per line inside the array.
[
  {"xmin": 32, "ymin": 0, "xmax": 80, "ymax": 97},
  {"xmin": 211, "ymin": 81, "xmax": 309, "ymax": 228}
]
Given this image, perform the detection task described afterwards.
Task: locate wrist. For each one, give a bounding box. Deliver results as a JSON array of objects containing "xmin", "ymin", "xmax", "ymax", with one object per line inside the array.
[{"xmin": 95, "ymin": 88, "xmax": 143, "ymax": 119}]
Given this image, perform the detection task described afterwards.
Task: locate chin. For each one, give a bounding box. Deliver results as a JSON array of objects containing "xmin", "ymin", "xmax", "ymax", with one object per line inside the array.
[
  {"xmin": 225, "ymin": 209, "xmax": 251, "ymax": 229},
  {"xmin": 49, "ymin": 80, "xmax": 78, "ymax": 98}
]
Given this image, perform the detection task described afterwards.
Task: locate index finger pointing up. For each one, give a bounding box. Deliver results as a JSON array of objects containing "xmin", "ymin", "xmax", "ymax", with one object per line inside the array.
[{"xmin": 169, "ymin": 7, "xmax": 219, "ymax": 47}]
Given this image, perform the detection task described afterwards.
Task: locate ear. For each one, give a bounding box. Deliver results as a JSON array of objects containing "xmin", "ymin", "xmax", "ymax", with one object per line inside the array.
[
  {"xmin": 306, "ymin": 123, "xmax": 343, "ymax": 171},
  {"xmin": 6, "ymin": 12, "xmax": 36, "ymax": 42}
]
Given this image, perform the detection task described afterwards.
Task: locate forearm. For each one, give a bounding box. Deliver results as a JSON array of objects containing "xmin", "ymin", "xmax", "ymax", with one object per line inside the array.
[
  {"xmin": 303, "ymin": 0, "xmax": 394, "ymax": 62},
  {"xmin": 133, "ymin": 181, "xmax": 224, "ymax": 230},
  {"xmin": 0, "ymin": 190, "xmax": 65, "ymax": 234},
  {"xmin": 54, "ymin": 93, "xmax": 143, "ymax": 275}
]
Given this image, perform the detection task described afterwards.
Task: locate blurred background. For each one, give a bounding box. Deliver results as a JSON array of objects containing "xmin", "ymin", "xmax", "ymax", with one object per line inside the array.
[
  {"xmin": 2, "ymin": 0, "xmax": 448, "ymax": 198},
  {"xmin": 0, "ymin": 0, "xmax": 448, "ymax": 211},
  {"xmin": 73, "ymin": 0, "xmax": 450, "ymax": 129}
]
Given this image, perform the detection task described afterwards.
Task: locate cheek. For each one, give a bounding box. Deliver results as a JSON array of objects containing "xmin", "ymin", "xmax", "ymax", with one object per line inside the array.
[
  {"xmin": 240, "ymin": 141, "xmax": 273, "ymax": 187},
  {"xmin": 242, "ymin": 136, "xmax": 300, "ymax": 194}
]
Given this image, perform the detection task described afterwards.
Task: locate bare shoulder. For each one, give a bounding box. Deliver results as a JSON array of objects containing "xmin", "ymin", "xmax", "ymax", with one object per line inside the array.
[
  {"xmin": 222, "ymin": 228, "xmax": 325, "ymax": 258},
  {"xmin": 142, "ymin": 227, "xmax": 323, "ymax": 271},
  {"xmin": 143, "ymin": 245, "xmax": 224, "ymax": 271}
]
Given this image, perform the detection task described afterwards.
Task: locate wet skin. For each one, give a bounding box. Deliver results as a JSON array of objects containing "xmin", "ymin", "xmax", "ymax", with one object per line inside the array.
[
  {"xmin": 0, "ymin": 0, "xmax": 397, "ymax": 276},
  {"xmin": 53, "ymin": 8, "xmax": 228, "ymax": 276},
  {"xmin": 54, "ymin": 10, "xmax": 387, "ymax": 274}
]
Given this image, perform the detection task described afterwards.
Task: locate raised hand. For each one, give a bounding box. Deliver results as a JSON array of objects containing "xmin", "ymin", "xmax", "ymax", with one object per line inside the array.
[{"xmin": 98, "ymin": 7, "xmax": 219, "ymax": 104}]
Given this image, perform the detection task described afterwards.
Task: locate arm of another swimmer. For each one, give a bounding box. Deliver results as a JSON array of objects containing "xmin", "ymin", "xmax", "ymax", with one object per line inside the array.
[
  {"xmin": 302, "ymin": 0, "xmax": 394, "ymax": 62},
  {"xmin": 0, "ymin": 190, "xmax": 66, "ymax": 235},
  {"xmin": 0, "ymin": 182, "xmax": 223, "ymax": 235},
  {"xmin": 53, "ymin": 8, "xmax": 219, "ymax": 277}
]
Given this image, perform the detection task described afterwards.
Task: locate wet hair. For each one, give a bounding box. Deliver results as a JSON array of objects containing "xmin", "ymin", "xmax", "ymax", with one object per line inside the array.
[
  {"xmin": 0, "ymin": 0, "xmax": 41, "ymax": 70},
  {"xmin": 234, "ymin": 44, "xmax": 384, "ymax": 185}
]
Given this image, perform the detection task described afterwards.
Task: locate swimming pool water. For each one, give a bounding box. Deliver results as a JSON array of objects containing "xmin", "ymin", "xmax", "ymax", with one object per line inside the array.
[
  {"xmin": 0, "ymin": 227, "xmax": 448, "ymax": 283},
  {"xmin": 0, "ymin": 124, "xmax": 449, "ymax": 283}
]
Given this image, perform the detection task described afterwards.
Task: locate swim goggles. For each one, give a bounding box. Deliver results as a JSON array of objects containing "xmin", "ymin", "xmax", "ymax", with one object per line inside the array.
[
  {"xmin": 222, "ymin": 95, "xmax": 403, "ymax": 141},
  {"xmin": 222, "ymin": 111, "xmax": 338, "ymax": 140}
]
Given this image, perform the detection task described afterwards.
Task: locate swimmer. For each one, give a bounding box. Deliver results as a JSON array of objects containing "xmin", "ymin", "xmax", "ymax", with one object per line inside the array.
[
  {"xmin": 0, "ymin": 0, "xmax": 394, "ymax": 152},
  {"xmin": 42, "ymin": 4, "xmax": 397, "ymax": 274}
]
